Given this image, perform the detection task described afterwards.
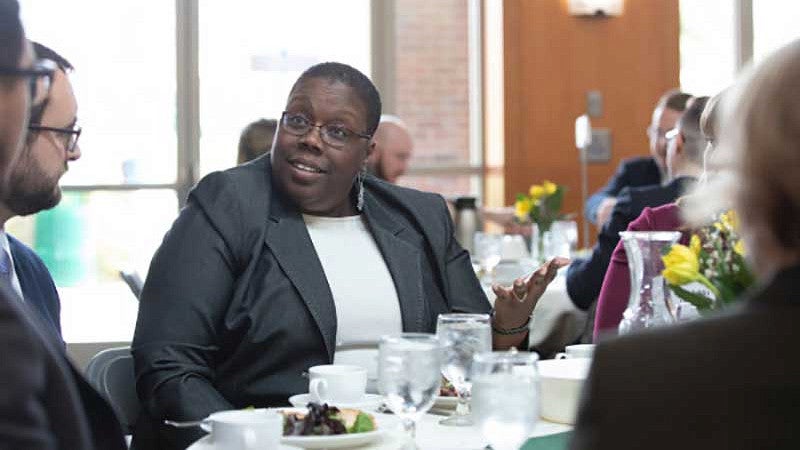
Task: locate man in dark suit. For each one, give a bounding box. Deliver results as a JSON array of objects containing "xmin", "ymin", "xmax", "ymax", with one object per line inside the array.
[
  {"xmin": 0, "ymin": 42, "xmax": 81, "ymax": 342},
  {"xmin": 567, "ymin": 97, "xmax": 709, "ymax": 310},
  {"xmin": 0, "ymin": 5, "xmax": 125, "ymax": 446},
  {"xmin": 585, "ymin": 90, "xmax": 691, "ymax": 227}
]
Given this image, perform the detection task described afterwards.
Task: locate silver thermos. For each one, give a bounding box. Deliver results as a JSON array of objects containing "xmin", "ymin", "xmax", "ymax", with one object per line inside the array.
[{"xmin": 454, "ymin": 196, "xmax": 479, "ymax": 254}]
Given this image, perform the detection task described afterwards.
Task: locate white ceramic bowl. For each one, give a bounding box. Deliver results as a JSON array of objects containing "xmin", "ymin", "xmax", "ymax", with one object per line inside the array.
[{"xmin": 538, "ymin": 358, "xmax": 591, "ymax": 424}]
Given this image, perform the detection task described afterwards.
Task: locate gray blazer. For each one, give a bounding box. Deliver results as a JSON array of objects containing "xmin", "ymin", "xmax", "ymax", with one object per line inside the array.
[{"xmin": 131, "ymin": 155, "xmax": 490, "ymax": 450}]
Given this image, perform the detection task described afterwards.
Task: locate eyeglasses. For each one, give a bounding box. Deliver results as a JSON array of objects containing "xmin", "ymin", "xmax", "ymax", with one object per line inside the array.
[
  {"xmin": 0, "ymin": 59, "xmax": 56, "ymax": 106},
  {"xmin": 280, "ymin": 111, "xmax": 372, "ymax": 149},
  {"xmin": 665, "ymin": 128, "xmax": 680, "ymax": 141},
  {"xmin": 28, "ymin": 124, "xmax": 81, "ymax": 154}
]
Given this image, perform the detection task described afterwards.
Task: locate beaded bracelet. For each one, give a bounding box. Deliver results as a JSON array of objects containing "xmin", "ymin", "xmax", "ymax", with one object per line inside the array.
[{"xmin": 490, "ymin": 309, "xmax": 531, "ymax": 335}]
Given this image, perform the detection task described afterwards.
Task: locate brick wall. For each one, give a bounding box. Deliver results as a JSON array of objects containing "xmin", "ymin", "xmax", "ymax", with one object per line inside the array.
[{"xmin": 393, "ymin": 0, "xmax": 474, "ymax": 197}]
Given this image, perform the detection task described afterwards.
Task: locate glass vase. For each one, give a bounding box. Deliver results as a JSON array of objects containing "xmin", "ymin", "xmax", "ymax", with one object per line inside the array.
[{"xmin": 618, "ymin": 231, "xmax": 682, "ymax": 335}]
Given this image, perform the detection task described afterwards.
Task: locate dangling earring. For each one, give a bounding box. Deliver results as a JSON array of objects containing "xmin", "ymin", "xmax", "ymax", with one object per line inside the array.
[{"xmin": 356, "ymin": 168, "xmax": 366, "ymax": 212}]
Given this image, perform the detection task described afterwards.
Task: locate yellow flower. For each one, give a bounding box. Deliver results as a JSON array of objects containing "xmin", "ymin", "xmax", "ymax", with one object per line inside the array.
[
  {"xmin": 529, "ymin": 185, "xmax": 545, "ymax": 200},
  {"xmin": 734, "ymin": 239, "xmax": 745, "ymax": 256},
  {"xmin": 689, "ymin": 234, "xmax": 701, "ymax": 256},
  {"xmin": 515, "ymin": 198, "xmax": 532, "ymax": 220},
  {"xmin": 720, "ymin": 210, "xmax": 739, "ymax": 231},
  {"xmin": 542, "ymin": 180, "xmax": 558, "ymax": 196},
  {"xmin": 661, "ymin": 244, "xmax": 700, "ymax": 286}
]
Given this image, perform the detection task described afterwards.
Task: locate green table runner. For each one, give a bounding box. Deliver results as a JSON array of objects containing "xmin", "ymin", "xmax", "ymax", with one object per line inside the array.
[{"xmin": 520, "ymin": 431, "xmax": 572, "ymax": 450}]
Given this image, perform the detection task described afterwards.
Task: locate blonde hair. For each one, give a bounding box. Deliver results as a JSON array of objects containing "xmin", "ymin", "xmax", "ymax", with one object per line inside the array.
[{"xmin": 700, "ymin": 39, "xmax": 800, "ymax": 252}]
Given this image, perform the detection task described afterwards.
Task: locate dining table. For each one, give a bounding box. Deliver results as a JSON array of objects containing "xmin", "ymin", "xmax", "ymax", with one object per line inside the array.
[{"xmin": 186, "ymin": 409, "xmax": 573, "ymax": 450}]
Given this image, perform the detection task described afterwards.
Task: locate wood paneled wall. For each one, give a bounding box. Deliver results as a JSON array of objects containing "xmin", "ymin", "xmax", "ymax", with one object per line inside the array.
[{"xmin": 503, "ymin": 0, "xmax": 680, "ymax": 246}]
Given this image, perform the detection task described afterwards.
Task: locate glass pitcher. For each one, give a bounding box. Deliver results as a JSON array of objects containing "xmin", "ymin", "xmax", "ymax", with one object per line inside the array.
[{"xmin": 618, "ymin": 231, "xmax": 682, "ymax": 335}]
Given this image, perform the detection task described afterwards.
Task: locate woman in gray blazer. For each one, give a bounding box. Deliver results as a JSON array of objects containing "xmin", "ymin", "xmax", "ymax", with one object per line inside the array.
[{"xmin": 131, "ymin": 62, "xmax": 566, "ymax": 450}]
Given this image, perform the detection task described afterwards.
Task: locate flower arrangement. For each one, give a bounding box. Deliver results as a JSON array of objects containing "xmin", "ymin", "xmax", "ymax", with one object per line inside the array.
[
  {"xmin": 514, "ymin": 180, "xmax": 566, "ymax": 260},
  {"xmin": 661, "ymin": 210, "xmax": 755, "ymax": 311}
]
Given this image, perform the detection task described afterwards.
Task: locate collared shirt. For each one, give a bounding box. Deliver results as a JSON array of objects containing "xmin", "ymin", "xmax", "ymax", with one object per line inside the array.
[{"xmin": 0, "ymin": 230, "xmax": 24, "ymax": 300}]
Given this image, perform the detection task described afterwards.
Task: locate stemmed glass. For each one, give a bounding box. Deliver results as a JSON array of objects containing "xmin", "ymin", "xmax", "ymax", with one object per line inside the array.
[
  {"xmin": 471, "ymin": 350, "xmax": 540, "ymax": 450},
  {"xmin": 436, "ymin": 313, "xmax": 492, "ymax": 426},
  {"xmin": 378, "ymin": 333, "xmax": 442, "ymax": 449}
]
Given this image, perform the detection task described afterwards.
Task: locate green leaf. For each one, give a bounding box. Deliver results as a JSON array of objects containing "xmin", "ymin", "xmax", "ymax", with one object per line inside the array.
[
  {"xmin": 348, "ymin": 412, "xmax": 375, "ymax": 433},
  {"xmin": 669, "ymin": 285, "xmax": 714, "ymax": 310}
]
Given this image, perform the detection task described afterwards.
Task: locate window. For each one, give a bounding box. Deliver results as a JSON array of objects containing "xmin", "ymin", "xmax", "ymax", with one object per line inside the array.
[
  {"xmin": 198, "ymin": 0, "xmax": 371, "ymax": 176},
  {"xmin": 15, "ymin": 0, "xmax": 178, "ymax": 343},
  {"xmin": 753, "ymin": 2, "xmax": 800, "ymax": 62},
  {"xmin": 679, "ymin": 0, "xmax": 737, "ymax": 96}
]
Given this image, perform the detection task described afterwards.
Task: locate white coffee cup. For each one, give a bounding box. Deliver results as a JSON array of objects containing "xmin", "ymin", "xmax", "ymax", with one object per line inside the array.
[
  {"xmin": 309, "ymin": 364, "xmax": 367, "ymax": 404},
  {"xmin": 202, "ymin": 409, "xmax": 282, "ymax": 450},
  {"xmin": 555, "ymin": 344, "xmax": 595, "ymax": 360}
]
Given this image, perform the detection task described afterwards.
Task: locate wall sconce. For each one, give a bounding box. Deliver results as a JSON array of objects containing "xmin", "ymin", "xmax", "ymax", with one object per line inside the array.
[{"xmin": 568, "ymin": 0, "xmax": 624, "ymax": 17}]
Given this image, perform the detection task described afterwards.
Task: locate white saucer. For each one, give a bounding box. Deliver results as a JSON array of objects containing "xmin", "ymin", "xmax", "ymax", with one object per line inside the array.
[{"xmin": 289, "ymin": 393, "xmax": 384, "ymax": 411}]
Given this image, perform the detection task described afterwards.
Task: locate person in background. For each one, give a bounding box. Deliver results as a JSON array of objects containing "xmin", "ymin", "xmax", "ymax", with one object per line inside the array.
[
  {"xmin": 593, "ymin": 92, "xmax": 725, "ymax": 339},
  {"xmin": 237, "ymin": 118, "xmax": 277, "ymax": 164},
  {"xmin": 367, "ymin": 114, "xmax": 413, "ymax": 184},
  {"xmin": 133, "ymin": 62, "xmax": 567, "ymax": 449},
  {"xmin": 570, "ymin": 39, "xmax": 800, "ymax": 449},
  {"xmin": 0, "ymin": 42, "xmax": 81, "ymax": 342},
  {"xmin": 0, "ymin": 3, "xmax": 125, "ymax": 448},
  {"xmin": 566, "ymin": 97, "xmax": 709, "ymax": 312},
  {"xmin": 586, "ymin": 90, "xmax": 692, "ymax": 227}
]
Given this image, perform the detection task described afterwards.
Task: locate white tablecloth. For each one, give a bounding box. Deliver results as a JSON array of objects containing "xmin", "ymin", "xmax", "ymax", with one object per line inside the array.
[{"xmin": 187, "ymin": 412, "xmax": 572, "ymax": 450}]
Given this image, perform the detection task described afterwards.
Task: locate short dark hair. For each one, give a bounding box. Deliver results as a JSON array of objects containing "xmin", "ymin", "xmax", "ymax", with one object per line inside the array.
[
  {"xmin": 28, "ymin": 42, "xmax": 74, "ymax": 125},
  {"xmin": 238, "ymin": 118, "xmax": 277, "ymax": 164},
  {"xmin": 32, "ymin": 41, "xmax": 73, "ymax": 72},
  {"xmin": 291, "ymin": 62, "xmax": 381, "ymax": 136},
  {"xmin": 678, "ymin": 96, "xmax": 710, "ymax": 164},
  {"xmin": 0, "ymin": 0, "xmax": 24, "ymax": 72},
  {"xmin": 655, "ymin": 89, "xmax": 692, "ymax": 112}
]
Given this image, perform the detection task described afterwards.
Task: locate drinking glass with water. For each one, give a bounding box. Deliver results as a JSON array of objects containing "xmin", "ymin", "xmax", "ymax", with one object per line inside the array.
[
  {"xmin": 378, "ymin": 333, "xmax": 442, "ymax": 449},
  {"xmin": 436, "ymin": 313, "xmax": 492, "ymax": 426},
  {"xmin": 471, "ymin": 350, "xmax": 540, "ymax": 450}
]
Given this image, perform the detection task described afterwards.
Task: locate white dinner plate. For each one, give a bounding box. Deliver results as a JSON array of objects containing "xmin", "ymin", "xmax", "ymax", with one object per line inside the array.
[
  {"xmin": 279, "ymin": 407, "xmax": 397, "ymax": 449},
  {"xmin": 288, "ymin": 393, "xmax": 384, "ymax": 411}
]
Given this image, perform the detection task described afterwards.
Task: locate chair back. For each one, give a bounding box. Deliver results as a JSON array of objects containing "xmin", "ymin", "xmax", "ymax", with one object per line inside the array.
[{"xmin": 85, "ymin": 346, "xmax": 140, "ymax": 434}]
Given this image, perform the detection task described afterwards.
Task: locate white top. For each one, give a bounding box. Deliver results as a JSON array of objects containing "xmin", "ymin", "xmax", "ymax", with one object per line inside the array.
[
  {"xmin": 0, "ymin": 230, "xmax": 24, "ymax": 300},
  {"xmin": 303, "ymin": 214, "xmax": 402, "ymax": 347}
]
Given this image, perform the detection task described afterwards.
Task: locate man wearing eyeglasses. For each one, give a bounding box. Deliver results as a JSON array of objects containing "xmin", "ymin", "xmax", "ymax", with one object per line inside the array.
[
  {"xmin": 585, "ymin": 90, "xmax": 692, "ymax": 227},
  {"xmin": 0, "ymin": 42, "xmax": 81, "ymax": 342}
]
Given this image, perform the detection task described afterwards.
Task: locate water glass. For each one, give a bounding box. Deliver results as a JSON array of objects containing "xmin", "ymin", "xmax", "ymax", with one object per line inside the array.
[
  {"xmin": 378, "ymin": 333, "xmax": 442, "ymax": 449},
  {"xmin": 472, "ymin": 351, "xmax": 540, "ymax": 450},
  {"xmin": 436, "ymin": 313, "xmax": 492, "ymax": 426},
  {"xmin": 473, "ymin": 232, "xmax": 503, "ymax": 283}
]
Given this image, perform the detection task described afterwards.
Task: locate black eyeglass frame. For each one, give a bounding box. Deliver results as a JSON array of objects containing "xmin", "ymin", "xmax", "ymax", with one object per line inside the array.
[
  {"xmin": 280, "ymin": 111, "xmax": 372, "ymax": 149},
  {"xmin": 28, "ymin": 124, "xmax": 82, "ymax": 154}
]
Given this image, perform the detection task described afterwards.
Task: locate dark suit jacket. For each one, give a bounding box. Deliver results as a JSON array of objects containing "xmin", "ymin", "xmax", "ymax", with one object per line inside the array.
[
  {"xmin": 8, "ymin": 234, "xmax": 62, "ymax": 343},
  {"xmin": 567, "ymin": 176, "xmax": 695, "ymax": 310},
  {"xmin": 131, "ymin": 155, "xmax": 490, "ymax": 450},
  {"xmin": 585, "ymin": 156, "xmax": 662, "ymax": 224},
  {"xmin": 570, "ymin": 263, "xmax": 800, "ymax": 450},
  {"xmin": 0, "ymin": 281, "xmax": 126, "ymax": 450}
]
